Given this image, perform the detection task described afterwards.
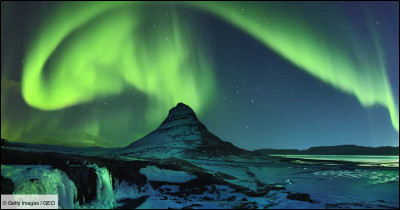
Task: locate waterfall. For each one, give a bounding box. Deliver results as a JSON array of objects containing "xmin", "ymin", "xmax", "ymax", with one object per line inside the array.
[
  {"xmin": 57, "ymin": 170, "xmax": 78, "ymax": 209},
  {"xmin": 2, "ymin": 163, "xmax": 137, "ymax": 209},
  {"xmin": 66, "ymin": 161, "xmax": 115, "ymax": 201},
  {"xmin": 93, "ymin": 166, "xmax": 114, "ymax": 200},
  {"xmin": 75, "ymin": 163, "xmax": 117, "ymax": 209},
  {"xmin": 1, "ymin": 165, "xmax": 78, "ymax": 209}
]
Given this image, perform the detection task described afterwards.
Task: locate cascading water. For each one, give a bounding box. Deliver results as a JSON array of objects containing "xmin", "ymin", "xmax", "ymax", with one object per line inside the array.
[
  {"xmin": 67, "ymin": 161, "xmax": 117, "ymax": 209},
  {"xmin": 66, "ymin": 161, "xmax": 115, "ymax": 202},
  {"xmin": 90, "ymin": 165, "xmax": 115, "ymax": 201},
  {"xmin": 2, "ymin": 163, "xmax": 140, "ymax": 209},
  {"xmin": 1, "ymin": 165, "xmax": 78, "ymax": 209}
]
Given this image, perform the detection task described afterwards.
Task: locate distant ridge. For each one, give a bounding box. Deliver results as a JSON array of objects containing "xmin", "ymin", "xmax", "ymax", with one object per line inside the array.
[{"xmin": 253, "ymin": 145, "xmax": 399, "ymax": 156}]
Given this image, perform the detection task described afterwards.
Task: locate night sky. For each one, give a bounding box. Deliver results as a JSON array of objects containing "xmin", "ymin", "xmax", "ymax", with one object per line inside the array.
[{"xmin": 1, "ymin": 2, "xmax": 399, "ymax": 150}]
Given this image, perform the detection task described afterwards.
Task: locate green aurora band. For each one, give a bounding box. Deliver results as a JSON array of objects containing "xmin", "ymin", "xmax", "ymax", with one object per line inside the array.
[
  {"xmin": 19, "ymin": 1, "xmax": 398, "ymax": 141},
  {"xmin": 22, "ymin": 2, "xmax": 215, "ymax": 128}
]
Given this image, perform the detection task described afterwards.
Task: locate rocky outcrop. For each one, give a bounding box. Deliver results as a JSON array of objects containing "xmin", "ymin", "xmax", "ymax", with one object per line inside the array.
[
  {"xmin": 1, "ymin": 176, "xmax": 14, "ymax": 194},
  {"xmin": 62, "ymin": 161, "xmax": 99, "ymax": 205},
  {"xmin": 1, "ymin": 148, "xmax": 98, "ymax": 204},
  {"xmin": 286, "ymin": 192, "xmax": 314, "ymax": 203},
  {"xmin": 1, "ymin": 139, "xmax": 8, "ymax": 147},
  {"xmin": 1, "ymin": 147, "xmax": 279, "ymax": 202}
]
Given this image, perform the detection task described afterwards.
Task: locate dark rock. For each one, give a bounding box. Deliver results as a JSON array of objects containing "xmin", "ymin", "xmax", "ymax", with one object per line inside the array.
[
  {"xmin": 1, "ymin": 139, "xmax": 8, "ymax": 147},
  {"xmin": 1, "ymin": 176, "xmax": 14, "ymax": 194},
  {"xmin": 150, "ymin": 181, "xmax": 171, "ymax": 190},
  {"xmin": 61, "ymin": 163, "xmax": 98, "ymax": 205},
  {"xmin": 227, "ymin": 196, "xmax": 236, "ymax": 201},
  {"xmin": 1, "ymin": 147, "xmax": 272, "ymax": 204},
  {"xmin": 234, "ymin": 202, "xmax": 258, "ymax": 209},
  {"xmin": 256, "ymin": 183, "xmax": 285, "ymax": 196},
  {"xmin": 287, "ymin": 192, "xmax": 314, "ymax": 203},
  {"xmin": 241, "ymin": 198, "xmax": 248, "ymax": 201},
  {"xmin": 1, "ymin": 149, "xmax": 98, "ymax": 205},
  {"xmin": 116, "ymin": 196, "xmax": 148, "ymax": 209},
  {"xmin": 203, "ymin": 196, "xmax": 213, "ymax": 201}
]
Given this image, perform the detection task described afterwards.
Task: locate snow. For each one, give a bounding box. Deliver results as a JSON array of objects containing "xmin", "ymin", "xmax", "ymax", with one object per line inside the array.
[
  {"xmin": 75, "ymin": 177, "xmax": 141, "ymax": 209},
  {"xmin": 198, "ymin": 163, "xmax": 259, "ymax": 190},
  {"xmin": 190, "ymin": 159, "xmax": 399, "ymax": 209},
  {"xmin": 2, "ymin": 152, "xmax": 399, "ymax": 209},
  {"xmin": 273, "ymin": 155, "xmax": 399, "ymax": 163},
  {"xmin": 140, "ymin": 165, "xmax": 197, "ymax": 183},
  {"xmin": 285, "ymin": 168, "xmax": 400, "ymax": 204},
  {"xmin": 113, "ymin": 180, "xmax": 140, "ymax": 201},
  {"xmin": 1, "ymin": 165, "xmax": 78, "ymax": 209},
  {"xmin": 112, "ymin": 109, "xmax": 205, "ymax": 158},
  {"xmin": 1, "ymin": 163, "xmax": 143, "ymax": 209}
]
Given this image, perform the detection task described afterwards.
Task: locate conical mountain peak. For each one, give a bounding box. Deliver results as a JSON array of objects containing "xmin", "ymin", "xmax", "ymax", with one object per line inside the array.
[
  {"xmin": 167, "ymin": 103, "xmax": 196, "ymax": 118},
  {"xmin": 159, "ymin": 103, "xmax": 202, "ymax": 130},
  {"xmin": 114, "ymin": 103, "xmax": 249, "ymax": 158}
]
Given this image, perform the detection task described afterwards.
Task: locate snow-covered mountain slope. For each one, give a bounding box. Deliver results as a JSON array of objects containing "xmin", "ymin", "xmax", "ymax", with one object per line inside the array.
[{"xmin": 112, "ymin": 103, "xmax": 250, "ymax": 159}]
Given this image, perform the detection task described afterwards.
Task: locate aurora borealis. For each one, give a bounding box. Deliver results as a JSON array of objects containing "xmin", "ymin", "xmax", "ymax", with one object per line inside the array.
[{"xmin": 1, "ymin": 1, "xmax": 399, "ymax": 149}]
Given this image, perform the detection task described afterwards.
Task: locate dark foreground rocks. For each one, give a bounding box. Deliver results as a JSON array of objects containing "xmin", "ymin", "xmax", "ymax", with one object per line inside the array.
[
  {"xmin": 116, "ymin": 196, "xmax": 148, "ymax": 209},
  {"xmin": 1, "ymin": 148, "xmax": 283, "ymax": 204},
  {"xmin": 1, "ymin": 139, "xmax": 8, "ymax": 147},
  {"xmin": 287, "ymin": 192, "xmax": 314, "ymax": 203},
  {"xmin": 1, "ymin": 176, "xmax": 14, "ymax": 194}
]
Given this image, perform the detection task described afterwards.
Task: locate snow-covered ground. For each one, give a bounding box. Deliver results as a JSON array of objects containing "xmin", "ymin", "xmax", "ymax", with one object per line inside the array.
[
  {"xmin": 184, "ymin": 158, "xmax": 399, "ymax": 209},
  {"xmin": 140, "ymin": 166, "xmax": 197, "ymax": 183},
  {"xmin": 131, "ymin": 159, "xmax": 398, "ymax": 209},
  {"xmin": 2, "ymin": 157, "xmax": 399, "ymax": 209}
]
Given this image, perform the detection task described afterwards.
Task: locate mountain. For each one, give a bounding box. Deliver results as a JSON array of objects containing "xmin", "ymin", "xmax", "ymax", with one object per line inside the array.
[
  {"xmin": 254, "ymin": 145, "xmax": 399, "ymax": 156},
  {"xmin": 113, "ymin": 103, "xmax": 251, "ymax": 159}
]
